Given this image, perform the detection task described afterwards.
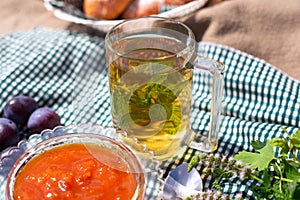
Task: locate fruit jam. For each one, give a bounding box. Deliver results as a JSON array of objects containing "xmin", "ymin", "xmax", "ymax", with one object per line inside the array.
[{"xmin": 12, "ymin": 143, "xmax": 141, "ymax": 200}]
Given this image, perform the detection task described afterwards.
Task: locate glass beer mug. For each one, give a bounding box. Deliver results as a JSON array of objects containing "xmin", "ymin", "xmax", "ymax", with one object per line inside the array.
[{"xmin": 105, "ymin": 17, "xmax": 225, "ymax": 161}]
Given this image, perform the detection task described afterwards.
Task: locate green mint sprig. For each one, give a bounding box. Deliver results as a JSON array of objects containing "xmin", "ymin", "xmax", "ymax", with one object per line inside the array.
[
  {"xmin": 187, "ymin": 128, "xmax": 300, "ymax": 200},
  {"xmin": 234, "ymin": 128, "xmax": 300, "ymax": 199}
]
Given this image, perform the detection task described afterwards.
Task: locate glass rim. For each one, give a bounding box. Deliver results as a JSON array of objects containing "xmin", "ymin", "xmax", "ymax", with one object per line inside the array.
[{"xmin": 105, "ymin": 16, "xmax": 196, "ymax": 61}]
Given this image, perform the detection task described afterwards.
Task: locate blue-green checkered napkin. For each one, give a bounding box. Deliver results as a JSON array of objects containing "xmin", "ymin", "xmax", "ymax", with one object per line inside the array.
[{"xmin": 1, "ymin": 28, "xmax": 299, "ymax": 199}]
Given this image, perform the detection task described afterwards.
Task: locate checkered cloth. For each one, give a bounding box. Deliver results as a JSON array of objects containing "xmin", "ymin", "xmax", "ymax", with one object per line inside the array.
[{"xmin": 1, "ymin": 28, "xmax": 299, "ymax": 199}]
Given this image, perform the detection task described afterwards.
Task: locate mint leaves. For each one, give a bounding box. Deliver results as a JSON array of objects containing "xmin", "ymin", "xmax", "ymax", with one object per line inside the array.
[
  {"xmin": 234, "ymin": 128, "xmax": 300, "ymax": 199},
  {"xmin": 187, "ymin": 128, "xmax": 300, "ymax": 199},
  {"xmin": 234, "ymin": 140, "xmax": 274, "ymax": 171}
]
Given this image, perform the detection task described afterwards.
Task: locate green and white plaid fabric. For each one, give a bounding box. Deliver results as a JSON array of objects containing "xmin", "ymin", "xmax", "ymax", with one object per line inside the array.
[{"xmin": 1, "ymin": 28, "xmax": 299, "ymax": 199}]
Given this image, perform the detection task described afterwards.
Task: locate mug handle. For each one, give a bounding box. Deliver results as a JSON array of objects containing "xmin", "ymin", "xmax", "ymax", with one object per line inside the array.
[{"xmin": 189, "ymin": 56, "xmax": 225, "ymax": 152}]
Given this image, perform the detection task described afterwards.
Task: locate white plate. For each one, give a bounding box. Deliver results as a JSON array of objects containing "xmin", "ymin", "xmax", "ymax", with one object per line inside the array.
[
  {"xmin": 44, "ymin": 0, "xmax": 208, "ymax": 32},
  {"xmin": 0, "ymin": 124, "xmax": 163, "ymax": 199}
]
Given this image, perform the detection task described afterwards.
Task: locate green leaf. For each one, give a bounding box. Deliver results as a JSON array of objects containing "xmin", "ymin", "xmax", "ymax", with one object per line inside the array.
[
  {"xmin": 234, "ymin": 140, "xmax": 274, "ymax": 170},
  {"xmin": 292, "ymin": 184, "xmax": 300, "ymax": 199},
  {"xmin": 294, "ymin": 130, "xmax": 300, "ymax": 139},
  {"xmin": 287, "ymin": 179, "xmax": 298, "ymax": 198},
  {"xmin": 290, "ymin": 133, "xmax": 300, "ymax": 149},
  {"xmin": 148, "ymin": 74, "xmax": 168, "ymax": 85},
  {"xmin": 283, "ymin": 159, "xmax": 300, "ymax": 181},
  {"xmin": 188, "ymin": 155, "xmax": 200, "ymax": 173},
  {"xmin": 286, "ymin": 159, "xmax": 300, "ymax": 169},
  {"xmin": 262, "ymin": 168, "xmax": 271, "ymax": 186},
  {"xmin": 271, "ymin": 138, "xmax": 289, "ymax": 157},
  {"xmin": 251, "ymin": 140, "xmax": 266, "ymax": 150},
  {"xmin": 271, "ymin": 138, "xmax": 286, "ymax": 147}
]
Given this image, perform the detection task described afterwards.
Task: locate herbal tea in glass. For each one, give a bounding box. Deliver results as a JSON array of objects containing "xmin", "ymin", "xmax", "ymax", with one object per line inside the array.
[
  {"xmin": 108, "ymin": 35, "xmax": 194, "ymax": 160},
  {"xmin": 105, "ymin": 17, "xmax": 225, "ymax": 161}
]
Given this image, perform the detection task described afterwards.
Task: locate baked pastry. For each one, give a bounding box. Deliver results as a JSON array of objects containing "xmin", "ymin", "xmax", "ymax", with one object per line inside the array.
[
  {"xmin": 83, "ymin": 0, "xmax": 132, "ymax": 20},
  {"xmin": 121, "ymin": 0, "xmax": 163, "ymax": 19},
  {"xmin": 121, "ymin": 0, "xmax": 194, "ymax": 19},
  {"xmin": 164, "ymin": 0, "xmax": 194, "ymax": 5}
]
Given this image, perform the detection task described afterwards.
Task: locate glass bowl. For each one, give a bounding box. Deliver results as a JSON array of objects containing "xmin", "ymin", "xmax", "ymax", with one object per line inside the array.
[{"xmin": 0, "ymin": 124, "xmax": 163, "ymax": 199}]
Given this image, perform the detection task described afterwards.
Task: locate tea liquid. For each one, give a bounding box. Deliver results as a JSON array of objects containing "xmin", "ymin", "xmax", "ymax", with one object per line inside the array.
[{"xmin": 108, "ymin": 35, "xmax": 194, "ymax": 160}]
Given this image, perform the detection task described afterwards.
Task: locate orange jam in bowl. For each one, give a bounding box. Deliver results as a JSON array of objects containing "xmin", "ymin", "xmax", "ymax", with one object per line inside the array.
[{"xmin": 6, "ymin": 133, "xmax": 145, "ymax": 200}]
